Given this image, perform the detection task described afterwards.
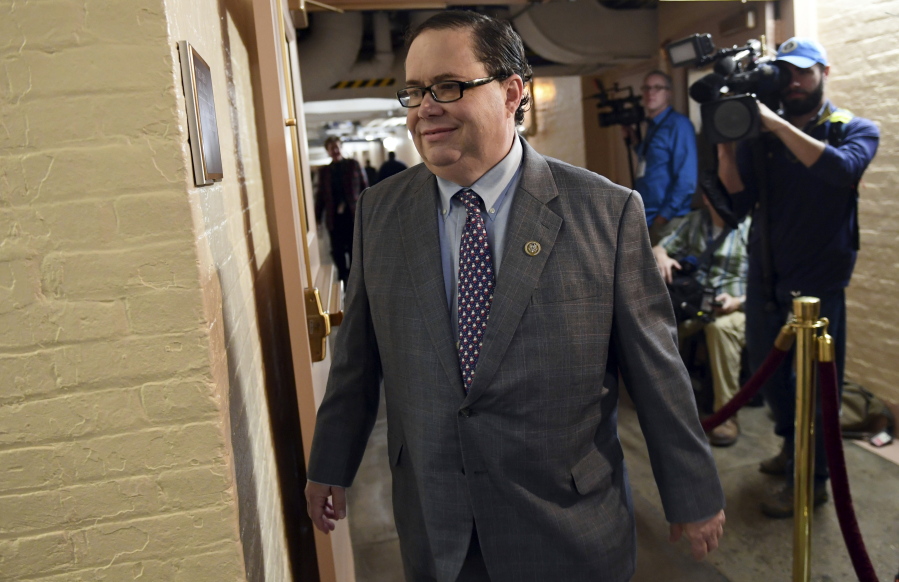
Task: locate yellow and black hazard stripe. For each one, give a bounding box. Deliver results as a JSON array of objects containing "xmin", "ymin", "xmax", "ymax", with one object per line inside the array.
[{"xmin": 330, "ymin": 78, "xmax": 395, "ymax": 89}]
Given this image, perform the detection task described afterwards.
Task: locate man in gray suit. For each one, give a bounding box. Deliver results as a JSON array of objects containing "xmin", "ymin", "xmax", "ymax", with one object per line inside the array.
[{"xmin": 306, "ymin": 11, "xmax": 725, "ymax": 581}]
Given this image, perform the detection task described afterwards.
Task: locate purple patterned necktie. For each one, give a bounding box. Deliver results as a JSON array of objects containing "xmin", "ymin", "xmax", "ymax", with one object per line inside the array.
[{"xmin": 455, "ymin": 189, "xmax": 495, "ymax": 392}]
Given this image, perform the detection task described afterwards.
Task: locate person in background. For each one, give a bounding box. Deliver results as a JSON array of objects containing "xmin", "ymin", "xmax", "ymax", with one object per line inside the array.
[
  {"xmin": 315, "ymin": 136, "xmax": 368, "ymax": 283},
  {"xmin": 653, "ymin": 195, "xmax": 751, "ymax": 447},
  {"xmin": 625, "ymin": 70, "xmax": 698, "ymax": 245},
  {"xmin": 305, "ymin": 11, "xmax": 725, "ymax": 581},
  {"xmin": 717, "ymin": 37, "xmax": 879, "ymax": 518},
  {"xmin": 364, "ymin": 157, "xmax": 379, "ymax": 186},
  {"xmin": 378, "ymin": 150, "xmax": 408, "ymax": 182}
]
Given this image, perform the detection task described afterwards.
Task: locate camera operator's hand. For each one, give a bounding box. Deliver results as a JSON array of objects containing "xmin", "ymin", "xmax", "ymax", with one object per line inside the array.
[
  {"xmin": 756, "ymin": 101, "xmax": 784, "ymax": 132},
  {"xmin": 755, "ymin": 100, "xmax": 826, "ymax": 167},
  {"xmin": 652, "ymin": 245, "xmax": 680, "ymax": 284},
  {"xmin": 714, "ymin": 292, "xmax": 743, "ymax": 315}
]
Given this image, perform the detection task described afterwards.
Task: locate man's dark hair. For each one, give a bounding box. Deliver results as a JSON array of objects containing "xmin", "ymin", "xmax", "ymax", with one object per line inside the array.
[
  {"xmin": 405, "ymin": 11, "xmax": 533, "ymax": 125},
  {"xmin": 388, "ymin": 151, "xmax": 396, "ymax": 160}
]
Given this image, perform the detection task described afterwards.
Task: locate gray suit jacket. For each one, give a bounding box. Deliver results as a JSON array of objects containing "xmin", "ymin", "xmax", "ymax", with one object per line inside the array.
[{"xmin": 308, "ymin": 138, "xmax": 724, "ymax": 582}]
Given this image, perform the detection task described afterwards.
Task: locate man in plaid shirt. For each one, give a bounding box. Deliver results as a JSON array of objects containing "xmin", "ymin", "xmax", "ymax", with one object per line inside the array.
[{"xmin": 653, "ymin": 195, "xmax": 751, "ymax": 446}]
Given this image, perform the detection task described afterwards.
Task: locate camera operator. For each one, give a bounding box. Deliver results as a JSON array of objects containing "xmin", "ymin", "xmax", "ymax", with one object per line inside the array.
[
  {"xmin": 624, "ymin": 71, "xmax": 698, "ymax": 245},
  {"xmin": 653, "ymin": 195, "xmax": 750, "ymax": 447},
  {"xmin": 716, "ymin": 38, "xmax": 880, "ymax": 518}
]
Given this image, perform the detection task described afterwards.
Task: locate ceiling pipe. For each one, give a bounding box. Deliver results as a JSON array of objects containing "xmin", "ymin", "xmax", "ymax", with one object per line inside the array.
[
  {"xmin": 300, "ymin": 10, "xmax": 442, "ymax": 102},
  {"xmin": 512, "ymin": 0, "xmax": 657, "ymax": 66},
  {"xmin": 297, "ymin": 4, "xmax": 658, "ymax": 104},
  {"xmin": 297, "ymin": 12, "xmax": 365, "ymax": 101},
  {"xmin": 345, "ymin": 12, "xmax": 395, "ymax": 80}
]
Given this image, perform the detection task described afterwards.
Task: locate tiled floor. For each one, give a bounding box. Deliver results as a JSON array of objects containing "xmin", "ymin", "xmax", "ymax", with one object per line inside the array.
[{"xmin": 346, "ymin": 392, "xmax": 899, "ymax": 581}]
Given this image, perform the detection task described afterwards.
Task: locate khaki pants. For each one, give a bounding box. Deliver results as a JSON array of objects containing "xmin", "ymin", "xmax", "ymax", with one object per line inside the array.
[{"xmin": 679, "ymin": 311, "xmax": 746, "ymax": 411}]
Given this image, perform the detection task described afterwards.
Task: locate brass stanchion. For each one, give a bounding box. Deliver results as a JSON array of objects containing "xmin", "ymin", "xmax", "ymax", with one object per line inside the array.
[{"xmin": 791, "ymin": 297, "xmax": 824, "ymax": 582}]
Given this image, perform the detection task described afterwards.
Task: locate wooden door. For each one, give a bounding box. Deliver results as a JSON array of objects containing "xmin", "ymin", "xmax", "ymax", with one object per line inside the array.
[{"xmin": 252, "ymin": 0, "xmax": 353, "ymax": 580}]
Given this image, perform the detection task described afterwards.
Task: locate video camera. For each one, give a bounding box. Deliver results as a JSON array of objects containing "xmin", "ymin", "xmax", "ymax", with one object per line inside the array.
[
  {"xmin": 587, "ymin": 80, "xmax": 645, "ymax": 186},
  {"xmin": 666, "ymin": 33, "xmax": 789, "ymax": 143},
  {"xmin": 668, "ymin": 257, "xmax": 719, "ymax": 324},
  {"xmin": 589, "ymin": 81, "xmax": 645, "ymax": 128}
]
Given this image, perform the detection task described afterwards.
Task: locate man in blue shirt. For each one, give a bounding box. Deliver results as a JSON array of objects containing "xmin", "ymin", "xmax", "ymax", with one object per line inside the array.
[
  {"xmin": 631, "ymin": 71, "xmax": 699, "ymax": 245},
  {"xmin": 717, "ymin": 38, "xmax": 880, "ymax": 518}
]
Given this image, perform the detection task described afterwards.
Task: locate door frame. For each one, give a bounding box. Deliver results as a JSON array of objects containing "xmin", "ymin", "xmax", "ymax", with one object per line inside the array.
[{"xmin": 252, "ymin": 0, "xmax": 354, "ymax": 580}]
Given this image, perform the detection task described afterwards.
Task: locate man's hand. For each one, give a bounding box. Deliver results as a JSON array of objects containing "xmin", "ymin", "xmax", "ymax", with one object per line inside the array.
[
  {"xmin": 305, "ymin": 481, "xmax": 347, "ymax": 534},
  {"xmin": 714, "ymin": 292, "xmax": 743, "ymax": 315},
  {"xmin": 652, "ymin": 245, "xmax": 680, "ymax": 284},
  {"xmin": 756, "ymin": 101, "xmax": 787, "ymax": 132},
  {"xmin": 669, "ymin": 509, "xmax": 726, "ymax": 561},
  {"xmin": 757, "ymin": 100, "xmax": 826, "ymax": 167}
]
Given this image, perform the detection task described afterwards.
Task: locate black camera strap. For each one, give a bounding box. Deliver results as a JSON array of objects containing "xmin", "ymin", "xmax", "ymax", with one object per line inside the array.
[
  {"xmin": 750, "ymin": 138, "xmax": 777, "ymax": 311},
  {"xmin": 637, "ymin": 108, "xmax": 673, "ymax": 159},
  {"xmin": 694, "ymin": 218, "xmax": 733, "ymax": 280}
]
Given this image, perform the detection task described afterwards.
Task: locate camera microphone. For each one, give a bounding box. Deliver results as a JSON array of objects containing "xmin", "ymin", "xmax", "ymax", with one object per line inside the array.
[{"xmin": 689, "ymin": 73, "xmax": 727, "ymax": 104}]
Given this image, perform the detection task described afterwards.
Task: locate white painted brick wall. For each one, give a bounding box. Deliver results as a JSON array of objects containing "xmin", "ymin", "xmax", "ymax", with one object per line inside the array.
[
  {"xmin": 1, "ymin": 0, "xmax": 254, "ymax": 579},
  {"xmin": 821, "ymin": 0, "xmax": 899, "ymax": 403}
]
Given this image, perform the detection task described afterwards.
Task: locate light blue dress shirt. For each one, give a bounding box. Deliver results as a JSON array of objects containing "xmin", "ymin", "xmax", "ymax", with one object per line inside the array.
[{"xmin": 436, "ymin": 137, "xmax": 524, "ymax": 338}]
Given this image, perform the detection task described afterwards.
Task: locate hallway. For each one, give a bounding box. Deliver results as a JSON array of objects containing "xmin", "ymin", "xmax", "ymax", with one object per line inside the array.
[{"xmin": 345, "ymin": 389, "xmax": 899, "ymax": 581}]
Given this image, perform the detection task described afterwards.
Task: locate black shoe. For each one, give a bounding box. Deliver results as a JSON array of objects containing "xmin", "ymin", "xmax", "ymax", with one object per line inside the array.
[
  {"xmin": 759, "ymin": 446, "xmax": 790, "ymax": 476},
  {"xmin": 760, "ymin": 483, "xmax": 829, "ymax": 519}
]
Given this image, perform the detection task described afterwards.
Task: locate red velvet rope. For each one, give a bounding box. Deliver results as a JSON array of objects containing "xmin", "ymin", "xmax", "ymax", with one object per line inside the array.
[
  {"xmin": 700, "ymin": 345, "xmax": 789, "ymax": 432},
  {"xmin": 697, "ymin": 337, "xmax": 879, "ymax": 580},
  {"xmin": 819, "ymin": 359, "xmax": 880, "ymax": 582}
]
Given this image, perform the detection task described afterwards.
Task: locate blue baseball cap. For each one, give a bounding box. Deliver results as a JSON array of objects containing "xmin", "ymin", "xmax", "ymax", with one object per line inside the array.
[{"xmin": 776, "ymin": 37, "xmax": 828, "ymax": 68}]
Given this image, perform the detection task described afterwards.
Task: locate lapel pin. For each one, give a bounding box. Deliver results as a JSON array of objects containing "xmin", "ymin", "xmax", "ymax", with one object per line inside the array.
[{"xmin": 524, "ymin": 241, "xmax": 541, "ymax": 256}]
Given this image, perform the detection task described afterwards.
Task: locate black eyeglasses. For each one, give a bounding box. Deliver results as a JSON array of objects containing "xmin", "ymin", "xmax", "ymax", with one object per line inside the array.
[{"xmin": 396, "ymin": 76, "xmax": 502, "ymax": 108}]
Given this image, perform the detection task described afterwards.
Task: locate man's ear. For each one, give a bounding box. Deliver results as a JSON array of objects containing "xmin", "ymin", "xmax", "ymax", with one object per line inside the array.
[
  {"xmin": 505, "ymin": 75, "xmax": 525, "ymax": 115},
  {"xmin": 821, "ymin": 64, "xmax": 830, "ymax": 79}
]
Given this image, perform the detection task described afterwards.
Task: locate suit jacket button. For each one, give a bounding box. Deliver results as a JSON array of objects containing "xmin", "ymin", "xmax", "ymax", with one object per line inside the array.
[{"xmin": 459, "ymin": 407, "xmax": 472, "ymax": 417}]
